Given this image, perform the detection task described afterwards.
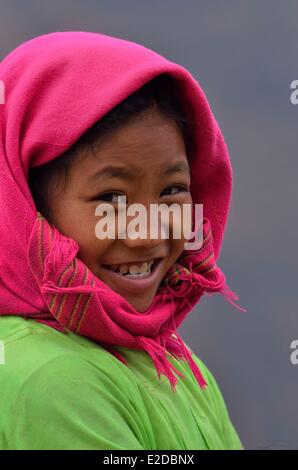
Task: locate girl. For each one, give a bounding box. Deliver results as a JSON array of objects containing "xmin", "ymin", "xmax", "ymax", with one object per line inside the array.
[{"xmin": 0, "ymin": 31, "xmax": 245, "ymax": 450}]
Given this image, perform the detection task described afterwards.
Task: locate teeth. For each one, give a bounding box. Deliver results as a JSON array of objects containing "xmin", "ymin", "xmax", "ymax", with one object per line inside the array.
[
  {"xmin": 119, "ymin": 265, "xmax": 128, "ymax": 274},
  {"xmin": 128, "ymin": 262, "xmax": 148, "ymax": 275},
  {"xmin": 108, "ymin": 260, "xmax": 155, "ymax": 275}
]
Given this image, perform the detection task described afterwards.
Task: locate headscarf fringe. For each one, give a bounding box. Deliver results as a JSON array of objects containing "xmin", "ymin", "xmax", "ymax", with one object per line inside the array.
[
  {"xmin": 136, "ymin": 335, "xmax": 186, "ymax": 392},
  {"xmin": 219, "ymin": 282, "xmax": 247, "ymax": 312},
  {"xmin": 136, "ymin": 333, "xmax": 208, "ymax": 392}
]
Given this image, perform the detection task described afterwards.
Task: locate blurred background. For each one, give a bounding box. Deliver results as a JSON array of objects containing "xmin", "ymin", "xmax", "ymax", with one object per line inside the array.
[{"xmin": 0, "ymin": 0, "xmax": 297, "ymax": 450}]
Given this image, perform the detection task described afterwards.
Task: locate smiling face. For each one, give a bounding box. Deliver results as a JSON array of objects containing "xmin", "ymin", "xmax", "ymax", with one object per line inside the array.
[{"xmin": 44, "ymin": 106, "xmax": 192, "ymax": 312}]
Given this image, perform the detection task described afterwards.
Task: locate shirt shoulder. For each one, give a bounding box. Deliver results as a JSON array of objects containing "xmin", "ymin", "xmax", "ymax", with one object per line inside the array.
[{"xmin": 0, "ymin": 316, "xmax": 151, "ymax": 450}]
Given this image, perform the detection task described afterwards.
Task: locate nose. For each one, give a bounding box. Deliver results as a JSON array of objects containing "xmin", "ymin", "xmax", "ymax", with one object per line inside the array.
[
  {"xmin": 122, "ymin": 234, "xmax": 165, "ymax": 250},
  {"xmin": 120, "ymin": 205, "xmax": 170, "ymax": 250}
]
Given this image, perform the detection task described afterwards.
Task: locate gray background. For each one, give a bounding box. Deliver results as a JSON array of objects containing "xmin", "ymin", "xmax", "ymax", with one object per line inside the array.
[{"xmin": 1, "ymin": 0, "xmax": 297, "ymax": 450}]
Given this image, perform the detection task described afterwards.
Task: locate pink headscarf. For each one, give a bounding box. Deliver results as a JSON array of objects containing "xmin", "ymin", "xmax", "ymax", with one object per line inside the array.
[{"xmin": 0, "ymin": 31, "xmax": 246, "ymax": 391}]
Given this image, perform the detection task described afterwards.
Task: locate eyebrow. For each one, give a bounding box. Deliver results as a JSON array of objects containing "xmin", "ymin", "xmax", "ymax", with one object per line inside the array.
[
  {"xmin": 89, "ymin": 166, "xmax": 137, "ymax": 182},
  {"xmin": 162, "ymin": 161, "xmax": 191, "ymax": 177},
  {"xmin": 89, "ymin": 161, "xmax": 191, "ymax": 182}
]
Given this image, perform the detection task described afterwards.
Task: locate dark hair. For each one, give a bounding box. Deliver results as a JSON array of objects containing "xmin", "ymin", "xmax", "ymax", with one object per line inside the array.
[{"xmin": 28, "ymin": 73, "xmax": 193, "ymax": 219}]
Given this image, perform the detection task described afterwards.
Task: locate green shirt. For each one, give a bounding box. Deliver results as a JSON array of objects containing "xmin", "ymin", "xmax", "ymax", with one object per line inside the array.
[{"xmin": 0, "ymin": 316, "xmax": 243, "ymax": 450}]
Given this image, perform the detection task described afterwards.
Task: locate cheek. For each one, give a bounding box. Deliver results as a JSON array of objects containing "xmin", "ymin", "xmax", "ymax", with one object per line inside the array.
[
  {"xmin": 50, "ymin": 200, "xmax": 110, "ymax": 267},
  {"xmin": 169, "ymin": 198, "xmax": 193, "ymax": 261},
  {"xmin": 170, "ymin": 237, "xmax": 186, "ymax": 262},
  {"xmin": 73, "ymin": 216, "xmax": 112, "ymax": 268},
  {"xmin": 169, "ymin": 194, "xmax": 193, "ymax": 238},
  {"xmin": 77, "ymin": 238, "xmax": 110, "ymax": 270}
]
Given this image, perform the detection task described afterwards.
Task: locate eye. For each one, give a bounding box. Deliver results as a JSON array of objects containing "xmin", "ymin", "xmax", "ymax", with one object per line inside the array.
[
  {"xmin": 161, "ymin": 185, "xmax": 189, "ymax": 197},
  {"xmin": 94, "ymin": 192, "xmax": 125, "ymax": 204}
]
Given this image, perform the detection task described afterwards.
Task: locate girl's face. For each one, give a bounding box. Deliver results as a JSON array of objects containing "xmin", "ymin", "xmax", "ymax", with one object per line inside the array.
[{"xmin": 46, "ymin": 108, "xmax": 192, "ymax": 312}]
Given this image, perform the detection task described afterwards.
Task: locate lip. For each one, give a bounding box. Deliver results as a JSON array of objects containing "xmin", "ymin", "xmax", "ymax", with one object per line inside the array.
[{"xmin": 100, "ymin": 258, "xmax": 164, "ymax": 293}]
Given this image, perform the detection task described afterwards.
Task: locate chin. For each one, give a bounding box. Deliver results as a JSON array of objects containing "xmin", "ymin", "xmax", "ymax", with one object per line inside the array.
[{"xmin": 125, "ymin": 292, "xmax": 157, "ymax": 313}]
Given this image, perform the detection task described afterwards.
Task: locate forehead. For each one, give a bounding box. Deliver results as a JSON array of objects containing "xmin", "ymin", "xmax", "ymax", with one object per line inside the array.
[{"xmin": 73, "ymin": 109, "xmax": 189, "ymax": 178}]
